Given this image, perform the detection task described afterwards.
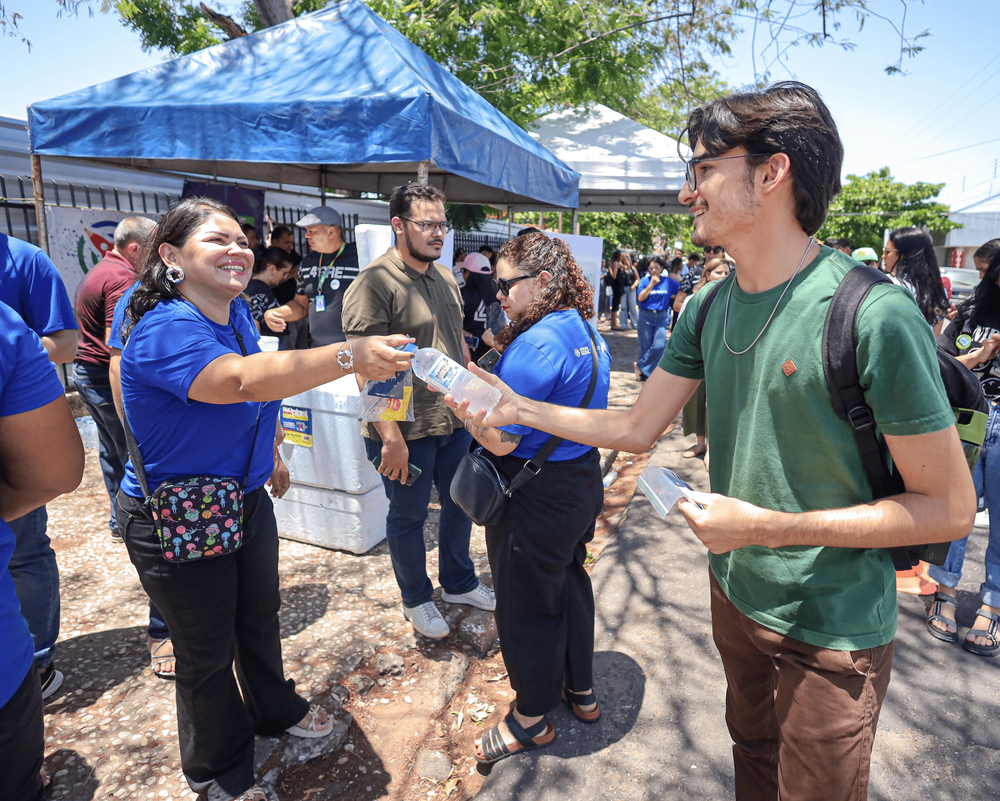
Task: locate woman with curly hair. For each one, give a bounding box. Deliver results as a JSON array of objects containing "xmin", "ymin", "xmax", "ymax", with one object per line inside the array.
[
  {"xmin": 461, "ymin": 231, "xmax": 611, "ymax": 768},
  {"xmin": 883, "ymin": 226, "xmax": 949, "ymax": 335}
]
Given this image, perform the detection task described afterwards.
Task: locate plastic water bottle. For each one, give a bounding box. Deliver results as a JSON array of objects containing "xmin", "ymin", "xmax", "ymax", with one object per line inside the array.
[{"xmin": 404, "ymin": 345, "xmax": 501, "ymax": 416}]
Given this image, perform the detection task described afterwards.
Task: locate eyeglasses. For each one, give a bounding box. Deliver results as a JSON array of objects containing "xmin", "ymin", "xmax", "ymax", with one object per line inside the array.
[
  {"xmin": 399, "ymin": 218, "xmax": 454, "ymax": 234},
  {"xmin": 492, "ymin": 275, "xmax": 535, "ymax": 296},
  {"xmin": 684, "ymin": 153, "xmax": 770, "ymax": 191},
  {"xmin": 703, "ymin": 246, "xmax": 724, "ymax": 255}
]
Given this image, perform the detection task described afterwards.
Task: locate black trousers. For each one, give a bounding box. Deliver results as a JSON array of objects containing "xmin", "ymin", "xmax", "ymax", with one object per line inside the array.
[
  {"xmin": 485, "ymin": 448, "xmax": 603, "ymax": 717},
  {"xmin": 0, "ymin": 666, "xmax": 44, "ymax": 801},
  {"xmin": 116, "ymin": 488, "xmax": 308, "ymax": 801}
]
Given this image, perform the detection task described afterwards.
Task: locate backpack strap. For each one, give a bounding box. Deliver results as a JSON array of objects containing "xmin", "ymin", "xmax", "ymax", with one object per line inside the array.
[
  {"xmin": 694, "ymin": 272, "xmax": 735, "ymax": 346},
  {"xmin": 822, "ymin": 266, "xmax": 911, "ymax": 569}
]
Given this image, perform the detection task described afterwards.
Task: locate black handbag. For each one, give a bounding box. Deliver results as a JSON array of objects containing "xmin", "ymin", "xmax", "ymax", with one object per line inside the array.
[{"xmin": 450, "ymin": 320, "xmax": 599, "ymax": 526}]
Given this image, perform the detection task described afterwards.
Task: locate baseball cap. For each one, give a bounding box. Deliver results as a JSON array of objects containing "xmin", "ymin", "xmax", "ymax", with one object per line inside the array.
[
  {"xmin": 460, "ymin": 253, "xmax": 493, "ymax": 274},
  {"xmin": 852, "ymin": 247, "xmax": 879, "ymax": 263},
  {"xmin": 295, "ymin": 206, "xmax": 343, "ymax": 228}
]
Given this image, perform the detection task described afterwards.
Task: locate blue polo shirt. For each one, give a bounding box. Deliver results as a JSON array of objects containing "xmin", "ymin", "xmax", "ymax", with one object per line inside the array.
[
  {"xmin": 637, "ymin": 274, "xmax": 678, "ymax": 312},
  {"xmin": 0, "ymin": 232, "xmax": 77, "ymax": 337},
  {"xmin": 0, "ymin": 301, "xmax": 65, "ymax": 707},
  {"xmin": 119, "ymin": 298, "xmax": 280, "ymax": 497},
  {"xmin": 496, "ymin": 310, "xmax": 611, "ymax": 461}
]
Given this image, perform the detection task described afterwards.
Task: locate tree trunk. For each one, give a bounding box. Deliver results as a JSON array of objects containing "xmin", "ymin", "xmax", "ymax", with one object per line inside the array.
[{"xmin": 254, "ymin": 0, "xmax": 294, "ymax": 28}]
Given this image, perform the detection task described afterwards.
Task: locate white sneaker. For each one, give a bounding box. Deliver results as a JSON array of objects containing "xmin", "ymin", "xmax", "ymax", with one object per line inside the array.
[
  {"xmin": 442, "ymin": 582, "xmax": 496, "ymax": 612},
  {"xmin": 975, "ymin": 509, "xmax": 990, "ymax": 529},
  {"xmin": 402, "ymin": 601, "xmax": 450, "ymax": 638}
]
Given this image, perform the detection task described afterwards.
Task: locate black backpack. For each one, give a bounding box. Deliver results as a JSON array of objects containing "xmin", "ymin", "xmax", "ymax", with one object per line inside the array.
[{"xmin": 695, "ymin": 265, "xmax": 987, "ymax": 570}]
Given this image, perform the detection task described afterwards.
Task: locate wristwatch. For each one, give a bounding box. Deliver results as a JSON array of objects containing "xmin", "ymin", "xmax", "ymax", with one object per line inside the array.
[{"xmin": 336, "ymin": 341, "xmax": 355, "ymax": 374}]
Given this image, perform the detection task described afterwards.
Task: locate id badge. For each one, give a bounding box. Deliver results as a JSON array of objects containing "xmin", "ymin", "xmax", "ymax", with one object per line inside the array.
[{"xmin": 315, "ymin": 295, "xmax": 326, "ymax": 312}]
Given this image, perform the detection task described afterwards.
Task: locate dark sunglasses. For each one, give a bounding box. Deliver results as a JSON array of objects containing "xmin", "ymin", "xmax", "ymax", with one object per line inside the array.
[
  {"xmin": 492, "ymin": 274, "xmax": 535, "ymax": 296},
  {"xmin": 704, "ymin": 246, "xmax": 725, "ymax": 255}
]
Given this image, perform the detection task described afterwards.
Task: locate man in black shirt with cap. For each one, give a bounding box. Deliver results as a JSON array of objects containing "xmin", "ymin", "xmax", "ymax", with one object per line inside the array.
[{"xmin": 264, "ymin": 205, "xmax": 360, "ymax": 346}]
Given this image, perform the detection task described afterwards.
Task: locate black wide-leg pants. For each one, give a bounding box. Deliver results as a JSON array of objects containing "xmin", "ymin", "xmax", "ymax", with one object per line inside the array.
[
  {"xmin": 116, "ymin": 488, "xmax": 308, "ymax": 801},
  {"xmin": 485, "ymin": 448, "xmax": 604, "ymax": 717}
]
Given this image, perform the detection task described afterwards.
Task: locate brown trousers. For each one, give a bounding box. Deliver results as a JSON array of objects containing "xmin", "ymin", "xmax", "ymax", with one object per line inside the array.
[{"xmin": 709, "ymin": 570, "xmax": 893, "ymax": 801}]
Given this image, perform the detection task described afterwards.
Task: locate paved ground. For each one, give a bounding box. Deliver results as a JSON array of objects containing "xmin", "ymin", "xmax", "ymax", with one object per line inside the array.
[
  {"xmin": 476, "ymin": 399, "xmax": 1000, "ymax": 801},
  {"xmin": 38, "ymin": 317, "xmax": 1000, "ymax": 800}
]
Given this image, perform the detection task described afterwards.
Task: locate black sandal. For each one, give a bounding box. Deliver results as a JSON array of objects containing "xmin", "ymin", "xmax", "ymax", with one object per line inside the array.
[
  {"xmin": 963, "ymin": 608, "xmax": 1000, "ymax": 657},
  {"xmin": 926, "ymin": 592, "xmax": 959, "ymax": 644},
  {"xmin": 562, "ymin": 689, "xmax": 601, "ymax": 723},
  {"xmin": 475, "ymin": 711, "xmax": 556, "ymax": 768}
]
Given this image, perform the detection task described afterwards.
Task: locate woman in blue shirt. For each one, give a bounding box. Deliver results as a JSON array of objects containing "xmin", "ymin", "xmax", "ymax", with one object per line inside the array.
[
  {"xmin": 116, "ymin": 198, "xmax": 412, "ymax": 801},
  {"xmin": 461, "ymin": 232, "xmax": 611, "ymax": 768},
  {"xmin": 635, "ymin": 257, "xmax": 679, "ymax": 381}
]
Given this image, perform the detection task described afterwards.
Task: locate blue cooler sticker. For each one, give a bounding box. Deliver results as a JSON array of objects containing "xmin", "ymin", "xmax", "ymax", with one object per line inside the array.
[{"xmin": 281, "ymin": 406, "xmax": 313, "ymax": 447}]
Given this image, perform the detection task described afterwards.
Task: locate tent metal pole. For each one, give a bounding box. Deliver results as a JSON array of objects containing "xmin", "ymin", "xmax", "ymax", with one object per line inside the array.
[
  {"xmin": 320, "ymin": 169, "xmax": 326, "ymax": 205},
  {"xmin": 508, "ymin": 206, "xmax": 512, "ymax": 237},
  {"xmin": 572, "ymin": 209, "xmax": 579, "ymax": 236},
  {"xmin": 417, "ymin": 161, "xmax": 429, "ymax": 186},
  {"xmin": 29, "ymin": 150, "xmax": 50, "ymax": 253}
]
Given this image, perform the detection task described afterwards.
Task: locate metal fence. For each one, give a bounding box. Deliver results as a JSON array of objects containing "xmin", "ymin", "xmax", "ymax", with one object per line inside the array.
[
  {"xmin": 0, "ymin": 173, "xmax": 357, "ymax": 253},
  {"xmin": 453, "ymin": 230, "xmax": 508, "ymax": 258},
  {"xmin": 0, "ymin": 172, "xmax": 358, "ymax": 390}
]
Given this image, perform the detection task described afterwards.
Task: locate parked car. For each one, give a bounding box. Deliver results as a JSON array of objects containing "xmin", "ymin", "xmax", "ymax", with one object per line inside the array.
[{"xmin": 940, "ymin": 267, "xmax": 979, "ymax": 302}]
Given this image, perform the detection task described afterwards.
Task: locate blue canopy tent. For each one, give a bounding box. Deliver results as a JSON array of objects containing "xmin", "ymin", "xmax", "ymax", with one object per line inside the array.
[{"xmin": 26, "ymin": 0, "xmax": 578, "ymax": 245}]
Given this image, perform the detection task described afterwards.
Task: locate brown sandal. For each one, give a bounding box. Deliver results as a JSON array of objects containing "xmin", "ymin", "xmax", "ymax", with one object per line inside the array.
[{"xmin": 562, "ymin": 689, "xmax": 601, "ymax": 723}]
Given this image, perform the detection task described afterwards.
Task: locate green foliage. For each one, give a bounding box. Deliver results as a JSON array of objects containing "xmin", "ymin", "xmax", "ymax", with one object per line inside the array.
[
  {"xmin": 575, "ymin": 211, "xmax": 691, "ymax": 260},
  {"xmin": 446, "ymin": 204, "xmax": 489, "ymax": 234},
  {"xmin": 368, "ymin": 0, "xmax": 666, "ymax": 128},
  {"xmin": 817, "ymin": 168, "xmax": 962, "ymax": 252},
  {"xmin": 115, "ymin": 1, "xmax": 221, "ymax": 54}
]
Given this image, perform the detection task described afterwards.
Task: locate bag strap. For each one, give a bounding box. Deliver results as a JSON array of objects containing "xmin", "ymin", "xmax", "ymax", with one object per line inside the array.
[
  {"xmin": 822, "ymin": 266, "xmax": 912, "ymax": 570},
  {"xmin": 506, "ymin": 319, "xmax": 600, "ymax": 495},
  {"xmin": 694, "ymin": 271, "xmax": 734, "ymax": 346},
  {"xmin": 822, "ymin": 265, "xmax": 901, "ymax": 501},
  {"xmin": 121, "ymin": 317, "xmax": 262, "ymax": 502}
]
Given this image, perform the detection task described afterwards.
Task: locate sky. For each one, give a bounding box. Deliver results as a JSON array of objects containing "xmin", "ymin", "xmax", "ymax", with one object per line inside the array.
[{"xmin": 1, "ymin": 1, "xmax": 997, "ymax": 212}]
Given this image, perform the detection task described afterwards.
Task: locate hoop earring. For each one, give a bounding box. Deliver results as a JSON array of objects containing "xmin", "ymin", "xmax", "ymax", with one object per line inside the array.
[{"xmin": 165, "ymin": 265, "xmax": 185, "ymax": 284}]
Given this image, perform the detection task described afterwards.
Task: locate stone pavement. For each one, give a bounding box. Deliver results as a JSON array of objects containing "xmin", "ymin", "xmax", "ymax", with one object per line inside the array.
[{"xmin": 476, "ymin": 423, "xmax": 1000, "ymax": 801}]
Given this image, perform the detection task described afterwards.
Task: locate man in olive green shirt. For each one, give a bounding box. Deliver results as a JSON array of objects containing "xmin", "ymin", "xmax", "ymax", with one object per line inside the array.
[
  {"xmin": 342, "ymin": 184, "xmax": 494, "ymax": 641},
  {"xmin": 444, "ymin": 83, "xmax": 975, "ymax": 798}
]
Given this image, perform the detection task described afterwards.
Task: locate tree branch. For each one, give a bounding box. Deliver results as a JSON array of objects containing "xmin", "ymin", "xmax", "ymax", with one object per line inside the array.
[
  {"xmin": 548, "ymin": 10, "xmax": 693, "ymax": 61},
  {"xmin": 199, "ymin": 3, "xmax": 247, "ymax": 40}
]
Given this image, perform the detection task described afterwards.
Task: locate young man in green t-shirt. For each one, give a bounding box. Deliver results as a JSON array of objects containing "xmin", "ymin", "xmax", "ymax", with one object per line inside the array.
[{"xmin": 444, "ymin": 82, "xmax": 975, "ymax": 799}]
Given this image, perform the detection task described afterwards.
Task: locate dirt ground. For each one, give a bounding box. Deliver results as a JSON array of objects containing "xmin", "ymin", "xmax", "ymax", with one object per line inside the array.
[{"xmin": 39, "ymin": 321, "xmax": 676, "ymax": 801}]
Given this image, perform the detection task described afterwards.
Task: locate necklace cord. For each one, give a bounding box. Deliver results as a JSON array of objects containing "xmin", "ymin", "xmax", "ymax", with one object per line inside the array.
[{"xmin": 722, "ymin": 239, "xmax": 815, "ymax": 356}]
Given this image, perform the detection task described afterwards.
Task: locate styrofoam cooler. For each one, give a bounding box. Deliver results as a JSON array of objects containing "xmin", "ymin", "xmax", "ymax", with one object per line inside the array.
[{"xmin": 261, "ymin": 335, "xmax": 388, "ymax": 553}]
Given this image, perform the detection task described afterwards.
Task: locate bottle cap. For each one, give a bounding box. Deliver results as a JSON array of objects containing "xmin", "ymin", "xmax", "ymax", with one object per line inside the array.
[{"xmin": 402, "ymin": 344, "xmax": 418, "ymax": 354}]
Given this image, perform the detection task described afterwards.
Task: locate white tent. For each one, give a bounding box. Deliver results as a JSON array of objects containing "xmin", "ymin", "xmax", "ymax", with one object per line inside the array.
[{"xmin": 529, "ymin": 103, "xmax": 690, "ymax": 215}]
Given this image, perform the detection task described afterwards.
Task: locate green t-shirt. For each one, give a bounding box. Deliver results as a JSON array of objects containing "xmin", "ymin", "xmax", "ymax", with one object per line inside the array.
[{"xmin": 660, "ymin": 247, "xmax": 954, "ymax": 650}]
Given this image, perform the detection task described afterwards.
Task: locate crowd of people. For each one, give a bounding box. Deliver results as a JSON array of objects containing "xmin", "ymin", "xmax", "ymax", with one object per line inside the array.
[{"xmin": 0, "ymin": 78, "xmax": 995, "ymax": 801}]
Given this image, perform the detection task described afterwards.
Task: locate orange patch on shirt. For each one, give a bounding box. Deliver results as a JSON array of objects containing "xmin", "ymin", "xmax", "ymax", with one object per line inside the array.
[{"xmin": 781, "ymin": 359, "xmax": 797, "ymax": 376}]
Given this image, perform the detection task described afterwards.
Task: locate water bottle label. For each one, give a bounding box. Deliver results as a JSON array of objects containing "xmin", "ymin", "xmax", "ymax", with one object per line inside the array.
[{"xmin": 430, "ymin": 358, "xmax": 460, "ymax": 390}]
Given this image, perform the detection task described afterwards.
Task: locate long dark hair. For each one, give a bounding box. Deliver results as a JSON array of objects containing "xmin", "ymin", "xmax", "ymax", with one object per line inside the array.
[
  {"xmin": 123, "ymin": 197, "xmax": 240, "ymax": 340},
  {"xmin": 889, "ymin": 226, "xmax": 947, "ymax": 325},
  {"xmin": 494, "ymin": 232, "xmax": 594, "ymax": 350},
  {"xmin": 957, "ymin": 248, "xmax": 1000, "ymax": 330}
]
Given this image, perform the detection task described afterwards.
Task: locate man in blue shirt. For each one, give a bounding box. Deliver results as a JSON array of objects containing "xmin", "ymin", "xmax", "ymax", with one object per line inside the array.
[
  {"xmin": 0, "ymin": 301, "xmax": 84, "ymax": 801},
  {"xmin": 0, "ymin": 233, "xmax": 78, "ymax": 700}
]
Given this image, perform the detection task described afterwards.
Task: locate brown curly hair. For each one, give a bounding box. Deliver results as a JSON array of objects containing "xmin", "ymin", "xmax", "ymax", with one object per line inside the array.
[{"xmin": 494, "ymin": 232, "xmax": 594, "ymax": 350}]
